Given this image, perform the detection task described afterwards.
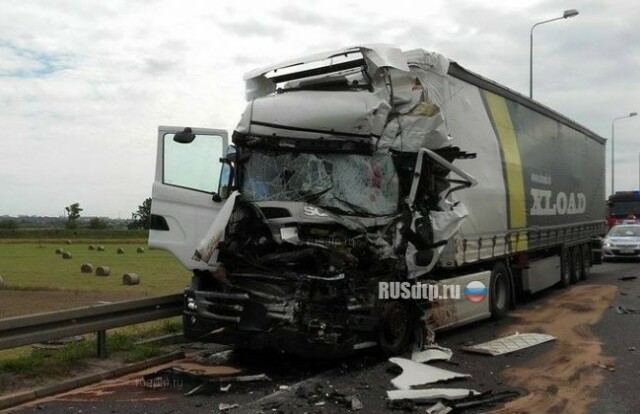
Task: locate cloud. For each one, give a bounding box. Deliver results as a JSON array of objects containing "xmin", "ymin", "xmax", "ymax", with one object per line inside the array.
[
  {"xmin": 0, "ymin": 42, "xmax": 69, "ymax": 77},
  {"xmin": 220, "ymin": 20, "xmax": 283, "ymax": 38},
  {"xmin": 1, "ymin": 0, "xmax": 639, "ymax": 215}
]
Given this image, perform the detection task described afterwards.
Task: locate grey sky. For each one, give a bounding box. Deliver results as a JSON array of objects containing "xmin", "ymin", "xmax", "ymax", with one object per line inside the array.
[{"xmin": 1, "ymin": 0, "xmax": 638, "ymax": 217}]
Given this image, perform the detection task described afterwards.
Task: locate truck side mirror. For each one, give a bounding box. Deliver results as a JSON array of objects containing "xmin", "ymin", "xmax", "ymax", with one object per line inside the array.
[
  {"xmin": 173, "ymin": 127, "xmax": 196, "ymax": 144},
  {"xmin": 218, "ymin": 161, "xmax": 234, "ymax": 200}
]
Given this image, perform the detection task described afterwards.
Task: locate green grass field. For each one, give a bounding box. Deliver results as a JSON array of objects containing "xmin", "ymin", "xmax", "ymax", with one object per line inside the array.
[
  {"xmin": 0, "ymin": 242, "xmax": 191, "ymax": 295},
  {"xmin": 0, "ymin": 233, "xmax": 191, "ymax": 393}
]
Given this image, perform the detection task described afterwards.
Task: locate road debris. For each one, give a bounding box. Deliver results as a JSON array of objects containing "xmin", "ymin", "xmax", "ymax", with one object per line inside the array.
[
  {"xmin": 349, "ymin": 395, "xmax": 364, "ymax": 410},
  {"xmin": 461, "ymin": 332, "xmax": 556, "ymax": 356},
  {"xmin": 616, "ymin": 305, "xmax": 640, "ymax": 314},
  {"xmin": 387, "ymin": 399, "xmax": 417, "ymax": 411},
  {"xmin": 195, "ymin": 348, "xmax": 235, "ymax": 365},
  {"xmin": 292, "ymin": 383, "xmax": 366, "ymax": 411},
  {"xmin": 618, "ymin": 276, "xmax": 637, "ymax": 281},
  {"xmin": 218, "ymin": 402, "xmax": 239, "ymax": 411},
  {"xmin": 387, "ymin": 388, "xmax": 479, "ymax": 402},
  {"xmin": 450, "ymin": 389, "xmax": 520, "ymax": 410},
  {"xmin": 388, "ymin": 357, "xmax": 471, "ymax": 389},
  {"xmin": 596, "ymin": 362, "xmax": 616, "ymax": 372},
  {"xmin": 142, "ymin": 359, "xmax": 270, "ymax": 396},
  {"xmin": 411, "ymin": 345, "xmax": 453, "ymax": 363},
  {"xmin": 426, "ymin": 402, "xmax": 453, "ymax": 414}
]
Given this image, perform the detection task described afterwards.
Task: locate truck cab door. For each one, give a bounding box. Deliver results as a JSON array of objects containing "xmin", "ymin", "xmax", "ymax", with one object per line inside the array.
[{"xmin": 149, "ymin": 126, "xmax": 229, "ymax": 270}]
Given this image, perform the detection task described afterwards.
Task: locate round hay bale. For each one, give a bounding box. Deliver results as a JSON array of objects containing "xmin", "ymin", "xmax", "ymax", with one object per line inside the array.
[
  {"xmin": 62, "ymin": 252, "xmax": 73, "ymax": 259},
  {"xmin": 95, "ymin": 266, "xmax": 110, "ymax": 277},
  {"xmin": 88, "ymin": 245, "xmax": 96, "ymax": 251},
  {"xmin": 136, "ymin": 247, "xmax": 145, "ymax": 253},
  {"xmin": 80, "ymin": 263, "xmax": 94, "ymax": 273},
  {"xmin": 97, "ymin": 246, "xmax": 105, "ymax": 252},
  {"xmin": 117, "ymin": 248, "xmax": 125, "ymax": 254},
  {"xmin": 66, "ymin": 240, "xmax": 72, "ymax": 245},
  {"xmin": 122, "ymin": 273, "xmax": 140, "ymax": 285},
  {"xmin": 55, "ymin": 248, "xmax": 64, "ymax": 255}
]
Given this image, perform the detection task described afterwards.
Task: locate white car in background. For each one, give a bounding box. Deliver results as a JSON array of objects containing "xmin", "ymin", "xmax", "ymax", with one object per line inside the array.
[{"xmin": 602, "ymin": 224, "xmax": 640, "ymax": 260}]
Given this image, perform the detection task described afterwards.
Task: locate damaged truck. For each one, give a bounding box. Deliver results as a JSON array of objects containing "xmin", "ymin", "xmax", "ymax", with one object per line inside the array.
[{"xmin": 149, "ymin": 45, "xmax": 606, "ymax": 356}]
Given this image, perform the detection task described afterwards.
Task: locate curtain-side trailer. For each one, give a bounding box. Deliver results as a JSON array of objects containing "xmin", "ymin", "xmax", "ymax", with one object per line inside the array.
[{"xmin": 149, "ymin": 45, "xmax": 606, "ymax": 356}]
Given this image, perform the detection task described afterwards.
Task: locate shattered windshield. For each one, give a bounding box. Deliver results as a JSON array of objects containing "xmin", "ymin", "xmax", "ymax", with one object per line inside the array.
[{"xmin": 240, "ymin": 149, "xmax": 399, "ymax": 216}]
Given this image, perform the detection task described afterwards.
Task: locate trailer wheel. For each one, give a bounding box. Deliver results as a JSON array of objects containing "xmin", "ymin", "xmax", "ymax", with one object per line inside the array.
[
  {"xmin": 579, "ymin": 244, "xmax": 590, "ymax": 280},
  {"xmin": 377, "ymin": 300, "xmax": 417, "ymax": 356},
  {"xmin": 490, "ymin": 262, "xmax": 510, "ymax": 320},
  {"xmin": 559, "ymin": 248, "xmax": 571, "ymax": 288},
  {"xmin": 570, "ymin": 247, "xmax": 580, "ymax": 284}
]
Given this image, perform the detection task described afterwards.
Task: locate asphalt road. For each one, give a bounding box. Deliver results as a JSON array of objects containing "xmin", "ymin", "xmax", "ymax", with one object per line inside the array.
[{"xmin": 5, "ymin": 260, "xmax": 640, "ymax": 414}]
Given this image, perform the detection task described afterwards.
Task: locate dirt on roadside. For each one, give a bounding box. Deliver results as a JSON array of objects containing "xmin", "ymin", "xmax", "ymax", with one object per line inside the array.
[{"xmin": 491, "ymin": 284, "xmax": 617, "ymax": 414}]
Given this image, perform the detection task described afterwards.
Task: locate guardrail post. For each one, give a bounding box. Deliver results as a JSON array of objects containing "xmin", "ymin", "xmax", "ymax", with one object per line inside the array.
[{"xmin": 97, "ymin": 330, "xmax": 107, "ymax": 359}]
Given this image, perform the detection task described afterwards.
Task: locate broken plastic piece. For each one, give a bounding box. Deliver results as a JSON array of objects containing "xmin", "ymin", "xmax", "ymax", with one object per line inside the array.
[
  {"xmin": 616, "ymin": 305, "xmax": 640, "ymax": 314},
  {"xmin": 218, "ymin": 402, "xmax": 239, "ymax": 411},
  {"xmin": 461, "ymin": 333, "xmax": 556, "ymax": 356},
  {"xmin": 387, "ymin": 388, "xmax": 479, "ymax": 402},
  {"xmin": 193, "ymin": 191, "xmax": 240, "ymax": 264},
  {"xmin": 389, "ymin": 357, "xmax": 471, "ymax": 389},
  {"xmin": 411, "ymin": 345, "xmax": 453, "ymax": 363},
  {"xmin": 349, "ymin": 396, "xmax": 364, "ymax": 411},
  {"xmin": 426, "ymin": 402, "xmax": 453, "ymax": 414},
  {"xmin": 184, "ymin": 383, "xmax": 206, "ymax": 396},
  {"xmin": 220, "ymin": 384, "xmax": 232, "ymax": 392}
]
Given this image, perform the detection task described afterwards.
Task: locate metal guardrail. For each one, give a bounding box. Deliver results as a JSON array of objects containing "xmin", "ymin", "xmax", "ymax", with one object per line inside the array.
[{"xmin": 0, "ymin": 294, "xmax": 183, "ymax": 356}]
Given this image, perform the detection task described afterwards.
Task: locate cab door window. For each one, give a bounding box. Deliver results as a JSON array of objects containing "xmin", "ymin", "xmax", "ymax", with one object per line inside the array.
[{"xmin": 163, "ymin": 133, "xmax": 224, "ymax": 193}]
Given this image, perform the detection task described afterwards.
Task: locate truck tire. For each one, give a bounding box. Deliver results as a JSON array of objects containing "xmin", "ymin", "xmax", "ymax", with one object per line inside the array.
[
  {"xmin": 570, "ymin": 247, "xmax": 580, "ymax": 284},
  {"xmin": 377, "ymin": 300, "xmax": 417, "ymax": 356},
  {"xmin": 490, "ymin": 262, "xmax": 510, "ymax": 320},
  {"xmin": 559, "ymin": 248, "xmax": 571, "ymax": 288},
  {"xmin": 579, "ymin": 244, "xmax": 590, "ymax": 280}
]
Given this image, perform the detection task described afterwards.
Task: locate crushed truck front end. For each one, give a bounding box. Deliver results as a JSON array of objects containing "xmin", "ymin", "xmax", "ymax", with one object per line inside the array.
[
  {"xmin": 153, "ymin": 44, "xmax": 605, "ymax": 357},
  {"xmin": 179, "ymin": 45, "xmax": 477, "ymax": 356}
]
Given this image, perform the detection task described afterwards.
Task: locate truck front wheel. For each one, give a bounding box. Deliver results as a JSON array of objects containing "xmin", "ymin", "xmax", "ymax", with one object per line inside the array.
[
  {"xmin": 377, "ymin": 300, "xmax": 418, "ymax": 356},
  {"xmin": 489, "ymin": 262, "xmax": 510, "ymax": 320}
]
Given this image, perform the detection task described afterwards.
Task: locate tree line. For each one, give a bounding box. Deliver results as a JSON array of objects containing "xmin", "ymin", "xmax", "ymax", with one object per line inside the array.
[{"xmin": 63, "ymin": 198, "xmax": 151, "ymax": 230}]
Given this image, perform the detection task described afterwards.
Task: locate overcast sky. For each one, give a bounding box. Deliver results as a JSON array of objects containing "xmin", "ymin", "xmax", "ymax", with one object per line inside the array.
[{"xmin": 1, "ymin": 0, "xmax": 639, "ymax": 217}]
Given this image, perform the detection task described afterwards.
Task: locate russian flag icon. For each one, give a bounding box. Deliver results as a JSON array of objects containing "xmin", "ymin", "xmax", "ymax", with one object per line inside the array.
[{"xmin": 465, "ymin": 281, "xmax": 487, "ymax": 303}]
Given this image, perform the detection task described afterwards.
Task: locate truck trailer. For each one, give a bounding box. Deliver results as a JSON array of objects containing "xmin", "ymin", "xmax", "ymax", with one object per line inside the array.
[{"xmin": 149, "ymin": 45, "xmax": 606, "ymax": 356}]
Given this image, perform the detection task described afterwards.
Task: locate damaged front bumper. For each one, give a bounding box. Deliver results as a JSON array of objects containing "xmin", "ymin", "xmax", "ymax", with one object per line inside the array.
[{"xmin": 183, "ymin": 272, "xmax": 380, "ymax": 357}]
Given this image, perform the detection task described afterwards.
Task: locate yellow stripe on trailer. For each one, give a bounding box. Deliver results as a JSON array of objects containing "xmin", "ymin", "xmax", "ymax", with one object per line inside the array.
[{"xmin": 484, "ymin": 91, "xmax": 528, "ymax": 252}]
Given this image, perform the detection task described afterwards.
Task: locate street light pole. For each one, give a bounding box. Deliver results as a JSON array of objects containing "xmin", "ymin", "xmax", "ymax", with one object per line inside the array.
[
  {"xmin": 611, "ymin": 112, "xmax": 638, "ymax": 193},
  {"xmin": 529, "ymin": 9, "xmax": 579, "ymax": 99}
]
